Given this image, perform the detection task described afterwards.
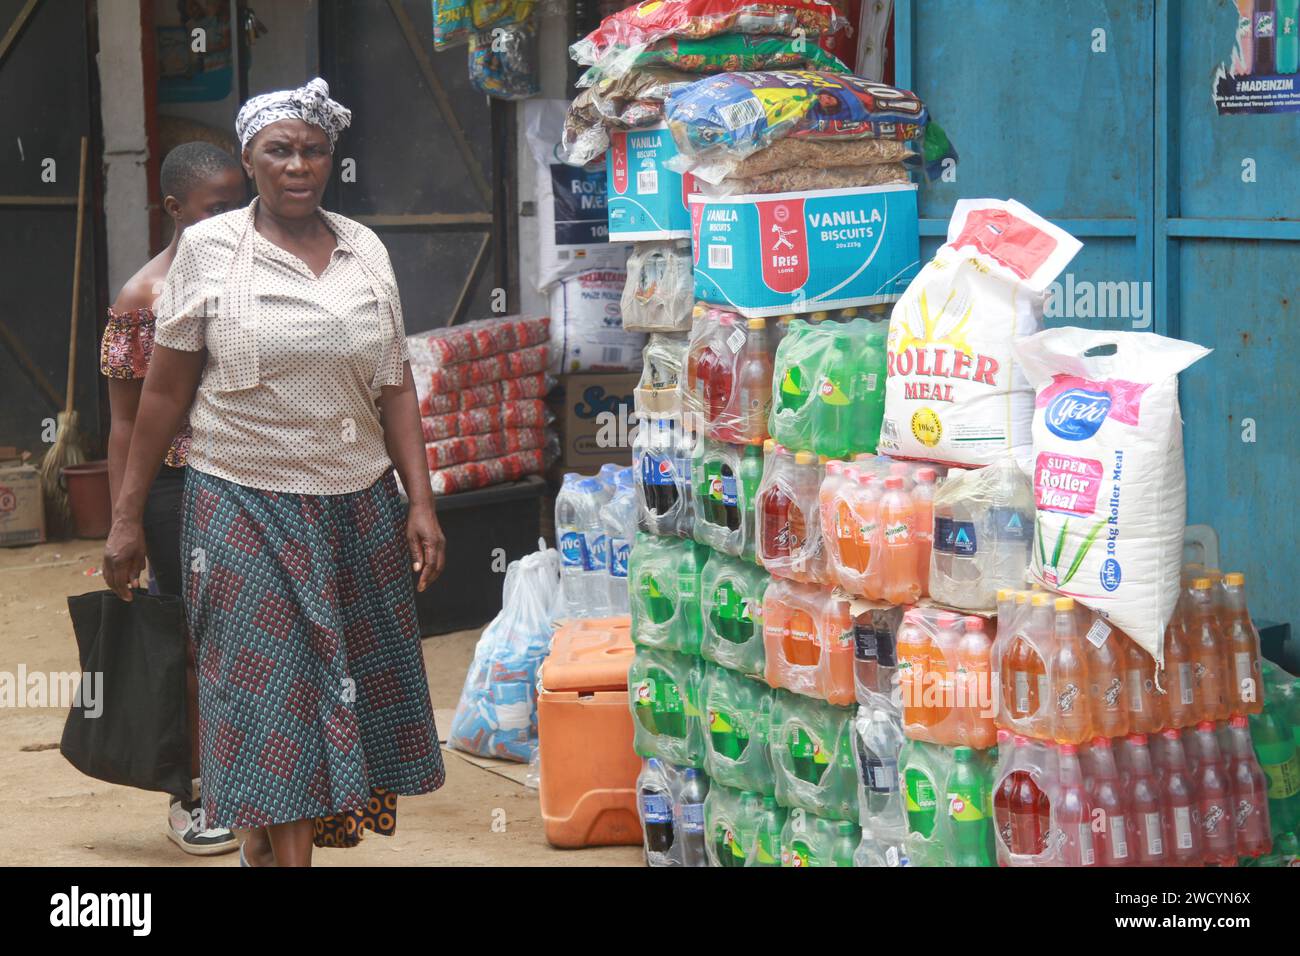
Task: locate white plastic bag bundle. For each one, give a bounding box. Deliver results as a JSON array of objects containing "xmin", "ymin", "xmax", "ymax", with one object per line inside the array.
[
  {"xmin": 879, "ymin": 199, "xmax": 1082, "ymax": 468},
  {"xmin": 621, "ymin": 240, "xmax": 693, "ymax": 332},
  {"xmin": 448, "ymin": 545, "xmax": 561, "ymax": 763},
  {"xmin": 548, "ymin": 267, "xmax": 646, "ymax": 372},
  {"xmin": 1013, "ymin": 327, "xmax": 1210, "ymax": 664}
]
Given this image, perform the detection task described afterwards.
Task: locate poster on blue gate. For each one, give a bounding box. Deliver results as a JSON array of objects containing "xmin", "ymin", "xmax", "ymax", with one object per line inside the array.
[{"xmin": 1213, "ymin": 0, "xmax": 1300, "ymax": 113}]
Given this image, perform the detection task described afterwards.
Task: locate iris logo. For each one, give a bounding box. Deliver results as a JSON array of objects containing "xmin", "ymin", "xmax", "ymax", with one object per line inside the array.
[{"xmin": 1046, "ymin": 388, "xmax": 1111, "ymax": 441}]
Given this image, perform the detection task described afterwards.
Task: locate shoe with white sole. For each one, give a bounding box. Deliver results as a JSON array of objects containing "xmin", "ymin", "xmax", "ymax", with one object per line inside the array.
[{"xmin": 167, "ymin": 795, "xmax": 239, "ymax": 856}]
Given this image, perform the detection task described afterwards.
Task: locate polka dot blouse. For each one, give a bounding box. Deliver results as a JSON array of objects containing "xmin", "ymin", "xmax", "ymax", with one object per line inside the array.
[{"xmin": 154, "ymin": 198, "xmax": 411, "ymax": 495}]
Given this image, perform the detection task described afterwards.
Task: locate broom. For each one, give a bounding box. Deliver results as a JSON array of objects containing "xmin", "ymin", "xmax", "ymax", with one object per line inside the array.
[{"xmin": 40, "ymin": 135, "xmax": 90, "ymax": 535}]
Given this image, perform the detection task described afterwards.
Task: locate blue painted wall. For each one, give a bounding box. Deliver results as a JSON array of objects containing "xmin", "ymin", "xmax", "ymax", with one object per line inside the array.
[{"xmin": 896, "ymin": 0, "xmax": 1297, "ymax": 628}]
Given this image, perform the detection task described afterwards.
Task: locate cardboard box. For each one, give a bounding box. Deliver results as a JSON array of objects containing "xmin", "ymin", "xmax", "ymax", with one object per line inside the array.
[
  {"xmin": 690, "ymin": 183, "xmax": 921, "ymax": 318},
  {"xmin": 607, "ymin": 125, "xmax": 699, "ymax": 241},
  {"xmin": 0, "ymin": 463, "xmax": 46, "ymax": 546},
  {"xmin": 552, "ymin": 371, "xmax": 639, "ymax": 469}
]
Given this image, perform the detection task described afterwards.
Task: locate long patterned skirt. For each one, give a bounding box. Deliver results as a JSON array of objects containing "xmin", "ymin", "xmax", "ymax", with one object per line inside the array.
[{"xmin": 180, "ymin": 466, "xmax": 445, "ymax": 837}]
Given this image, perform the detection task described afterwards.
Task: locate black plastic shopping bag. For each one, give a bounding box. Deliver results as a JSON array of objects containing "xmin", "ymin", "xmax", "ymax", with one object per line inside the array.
[{"xmin": 60, "ymin": 589, "xmax": 192, "ymax": 797}]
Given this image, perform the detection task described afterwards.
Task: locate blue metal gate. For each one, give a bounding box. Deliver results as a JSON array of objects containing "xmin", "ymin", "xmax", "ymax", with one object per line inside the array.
[{"xmin": 895, "ymin": 0, "xmax": 1297, "ymax": 629}]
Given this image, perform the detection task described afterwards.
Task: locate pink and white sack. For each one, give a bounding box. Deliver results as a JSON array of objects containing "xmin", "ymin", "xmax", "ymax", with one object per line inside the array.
[
  {"xmin": 1013, "ymin": 327, "xmax": 1210, "ymax": 663},
  {"xmin": 879, "ymin": 199, "xmax": 1081, "ymax": 468}
]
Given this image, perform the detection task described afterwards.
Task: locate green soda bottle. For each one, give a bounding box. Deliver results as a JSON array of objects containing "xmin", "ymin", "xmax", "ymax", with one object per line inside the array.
[
  {"xmin": 677, "ymin": 540, "xmax": 708, "ymax": 656},
  {"xmin": 1250, "ymin": 703, "xmax": 1300, "ymax": 834},
  {"xmin": 1287, "ymin": 681, "xmax": 1300, "ymax": 748},
  {"xmin": 855, "ymin": 319, "xmax": 888, "ymax": 455},
  {"xmin": 789, "ymin": 724, "xmax": 820, "ymax": 784},
  {"xmin": 710, "ymin": 577, "xmax": 742, "ymax": 645},
  {"xmin": 946, "ymin": 746, "xmax": 994, "ymax": 866},
  {"xmin": 832, "ymin": 820, "xmax": 859, "ymax": 867},
  {"xmin": 733, "ymin": 791, "xmax": 762, "ymax": 865},
  {"xmin": 751, "ymin": 796, "xmax": 785, "ymax": 867},
  {"xmin": 708, "ymin": 696, "xmax": 743, "ymax": 763},
  {"xmin": 812, "ymin": 334, "xmax": 854, "ymax": 459},
  {"xmin": 901, "ymin": 740, "xmax": 938, "ymax": 840}
]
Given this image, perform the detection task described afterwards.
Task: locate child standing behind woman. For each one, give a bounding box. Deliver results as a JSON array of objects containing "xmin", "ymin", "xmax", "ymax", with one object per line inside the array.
[{"xmin": 100, "ymin": 141, "xmax": 246, "ymax": 855}]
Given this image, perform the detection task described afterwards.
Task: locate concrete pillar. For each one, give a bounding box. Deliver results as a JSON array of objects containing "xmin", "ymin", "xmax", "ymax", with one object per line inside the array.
[{"xmin": 96, "ymin": 3, "xmax": 151, "ymax": 300}]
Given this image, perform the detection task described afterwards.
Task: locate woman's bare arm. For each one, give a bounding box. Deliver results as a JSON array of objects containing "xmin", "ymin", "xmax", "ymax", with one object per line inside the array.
[
  {"xmin": 105, "ymin": 377, "xmax": 142, "ymax": 507},
  {"xmin": 378, "ymin": 361, "xmax": 445, "ymax": 591},
  {"xmin": 103, "ymin": 345, "xmax": 205, "ymax": 598}
]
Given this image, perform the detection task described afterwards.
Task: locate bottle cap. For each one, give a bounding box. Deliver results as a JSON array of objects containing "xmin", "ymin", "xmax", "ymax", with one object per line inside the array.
[
  {"xmin": 1193, "ymin": 577, "xmax": 1212, "ymax": 590},
  {"xmin": 718, "ymin": 312, "xmax": 735, "ymax": 326},
  {"xmin": 936, "ymin": 612, "xmax": 960, "ymax": 626},
  {"xmin": 1012, "ymin": 735, "xmax": 1029, "ymax": 746},
  {"xmin": 953, "ymin": 746, "xmax": 974, "ymax": 760},
  {"xmin": 996, "ymin": 588, "xmax": 1015, "ymax": 602},
  {"xmin": 691, "ymin": 303, "xmax": 707, "ymax": 319},
  {"xmin": 1089, "ymin": 735, "xmax": 1111, "ymax": 748},
  {"xmin": 964, "ymin": 617, "xmax": 985, "ymax": 632},
  {"xmin": 996, "ymin": 729, "xmax": 1011, "ymax": 744},
  {"xmin": 794, "ymin": 450, "xmax": 816, "ymax": 465},
  {"xmin": 1015, "ymin": 591, "xmax": 1029, "ymax": 605},
  {"xmin": 853, "ymin": 453, "xmax": 874, "ymax": 462},
  {"xmin": 916, "ymin": 467, "xmax": 936, "ymax": 482},
  {"xmin": 890, "ymin": 462, "xmax": 910, "ymax": 476},
  {"xmin": 1030, "ymin": 583, "xmax": 1043, "ymax": 591},
  {"xmin": 826, "ymin": 460, "xmax": 843, "ymax": 475},
  {"xmin": 840, "ymin": 307, "xmax": 859, "ymax": 319},
  {"xmin": 1229, "ymin": 714, "xmax": 1248, "ymax": 728},
  {"xmin": 1054, "ymin": 597, "xmax": 1074, "ymax": 611},
  {"xmin": 1031, "ymin": 593, "xmax": 1051, "ymax": 607},
  {"xmin": 779, "ymin": 314, "xmax": 794, "ymax": 324},
  {"xmin": 1225, "ymin": 572, "xmax": 1245, "ymax": 586},
  {"xmin": 884, "ymin": 476, "xmax": 903, "ymax": 489},
  {"xmin": 1059, "ymin": 743, "xmax": 1078, "ymax": 755},
  {"xmin": 745, "ymin": 317, "xmax": 766, "ymax": 332},
  {"xmin": 1127, "ymin": 733, "xmax": 1148, "ymax": 745},
  {"xmin": 763, "ymin": 438, "xmax": 775, "ymax": 454},
  {"xmin": 850, "ymin": 470, "xmax": 873, "ymax": 486},
  {"xmin": 810, "ymin": 311, "xmax": 828, "ymax": 322},
  {"xmin": 1196, "ymin": 720, "xmax": 1216, "ymax": 732},
  {"xmin": 1161, "ymin": 728, "xmax": 1181, "ymax": 741}
]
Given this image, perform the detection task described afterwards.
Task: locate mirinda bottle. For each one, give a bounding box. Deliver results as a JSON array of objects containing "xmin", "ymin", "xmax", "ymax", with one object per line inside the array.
[
  {"xmin": 850, "ymin": 471, "xmax": 883, "ymax": 600},
  {"xmin": 1050, "ymin": 597, "xmax": 1093, "ymax": 745},
  {"xmin": 913, "ymin": 468, "xmax": 937, "ymax": 596},
  {"xmin": 878, "ymin": 476, "xmax": 920, "ymax": 605},
  {"xmin": 1222, "ymin": 572, "xmax": 1263, "ymax": 715},
  {"xmin": 897, "ymin": 609, "xmax": 933, "ymax": 728},
  {"xmin": 957, "ymin": 616, "xmax": 995, "ymax": 749},
  {"xmin": 1186, "ymin": 578, "xmax": 1229, "ymax": 722}
]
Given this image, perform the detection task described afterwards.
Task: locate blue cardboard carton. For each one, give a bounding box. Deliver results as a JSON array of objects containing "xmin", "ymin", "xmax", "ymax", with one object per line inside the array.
[
  {"xmin": 689, "ymin": 183, "xmax": 920, "ymax": 318},
  {"xmin": 607, "ymin": 124, "xmax": 698, "ymax": 241}
]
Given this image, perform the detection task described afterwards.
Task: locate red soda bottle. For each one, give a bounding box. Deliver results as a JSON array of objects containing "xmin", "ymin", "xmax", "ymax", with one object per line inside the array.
[
  {"xmin": 1126, "ymin": 734, "xmax": 1168, "ymax": 865},
  {"xmin": 1227, "ymin": 714, "xmax": 1273, "ymax": 858},
  {"xmin": 1085, "ymin": 736, "xmax": 1132, "ymax": 867},
  {"xmin": 1057, "ymin": 743, "xmax": 1097, "ymax": 866},
  {"xmin": 1157, "ymin": 728, "xmax": 1203, "ymax": 866}
]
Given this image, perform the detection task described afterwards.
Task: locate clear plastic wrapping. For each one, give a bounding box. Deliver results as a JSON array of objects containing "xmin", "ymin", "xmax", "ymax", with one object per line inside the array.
[
  {"xmin": 428, "ymin": 446, "xmax": 551, "ymax": 495},
  {"xmin": 895, "ymin": 606, "xmax": 997, "ymax": 749},
  {"xmin": 701, "ymin": 664, "xmax": 776, "ymax": 793},
  {"xmin": 423, "ymin": 426, "xmax": 548, "ymax": 470},
  {"xmin": 629, "ymin": 645, "xmax": 707, "ymax": 768},
  {"xmin": 577, "ymin": 32, "xmax": 848, "ymax": 87},
  {"xmin": 560, "ymin": 67, "xmax": 695, "ymax": 168},
  {"xmin": 762, "ymin": 577, "xmax": 852, "ymax": 706},
  {"xmin": 769, "ymin": 315, "xmax": 888, "ymax": 460},
  {"xmin": 852, "ymin": 702, "xmax": 908, "ymax": 864},
  {"xmin": 899, "ymin": 739, "xmax": 997, "ymax": 866},
  {"xmin": 779, "ymin": 809, "xmax": 859, "ymax": 866},
  {"xmin": 628, "ymin": 532, "xmax": 708, "ymax": 656},
  {"xmin": 769, "ymin": 690, "xmax": 857, "ymax": 821},
  {"xmin": 621, "ymin": 240, "xmax": 695, "ymax": 332},
  {"xmin": 683, "ymin": 306, "xmax": 773, "ymax": 444},
  {"xmin": 633, "ymin": 414, "xmax": 697, "ymax": 537},
  {"xmin": 754, "ymin": 442, "xmax": 828, "ymax": 584},
  {"xmin": 406, "ymin": 315, "xmax": 550, "ymax": 369},
  {"xmin": 689, "ymin": 136, "xmax": 916, "ymax": 186},
  {"xmin": 468, "ymin": 18, "xmax": 539, "ymax": 100},
  {"xmin": 705, "ymin": 783, "xmax": 787, "ymax": 866},
  {"xmin": 691, "ymin": 438, "xmax": 762, "ymax": 559},
  {"xmin": 419, "ymin": 399, "xmax": 552, "ymax": 442},
  {"xmin": 635, "ymin": 332, "xmax": 688, "ymax": 419},
  {"xmin": 418, "ymin": 371, "xmax": 554, "ymax": 416},
  {"xmin": 694, "ymin": 162, "xmax": 910, "ymax": 197},
  {"xmin": 637, "ymin": 756, "xmax": 711, "ymax": 866},
  {"xmin": 699, "ymin": 550, "xmax": 768, "ymax": 677}
]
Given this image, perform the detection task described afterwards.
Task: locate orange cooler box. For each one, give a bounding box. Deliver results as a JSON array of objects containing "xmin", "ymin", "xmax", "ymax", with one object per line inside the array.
[{"xmin": 538, "ymin": 617, "xmax": 642, "ymax": 848}]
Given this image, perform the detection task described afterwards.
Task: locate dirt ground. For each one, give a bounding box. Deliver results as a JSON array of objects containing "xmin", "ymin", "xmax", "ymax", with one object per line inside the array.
[{"xmin": 0, "ymin": 539, "xmax": 642, "ymax": 867}]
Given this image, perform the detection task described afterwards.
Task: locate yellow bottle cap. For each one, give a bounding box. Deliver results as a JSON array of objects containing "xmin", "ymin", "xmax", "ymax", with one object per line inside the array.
[
  {"xmin": 840, "ymin": 308, "xmax": 859, "ymax": 319},
  {"xmin": 1193, "ymin": 577, "xmax": 1213, "ymax": 590},
  {"xmin": 997, "ymin": 588, "xmax": 1015, "ymax": 602},
  {"xmin": 1031, "ymin": 593, "xmax": 1052, "ymax": 607},
  {"xmin": 794, "ymin": 451, "xmax": 816, "ymax": 465},
  {"xmin": 763, "ymin": 438, "xmax": 775, "ymax": 454},
  {"xmin": 1015, "ymin": 591, "xmax": 1029, "ymax": 605},
  {"xmin": 809, "ymin": 312, "xmax": 828, "ymax": 323},
  {"xmin": 1225, "ymin": 572, "xmax": 1245, "ymax": 586},
  {"xmin": 779, "ymin": 314, "xmax": 794, "ymax": 324},
  {"xmin": 1055, "ymin": 597, "xmax": 1075, "ymax": 611},
  {"xmin": 747, "ymin": 318, "xmax": 765, "ymax": 330},
  {"xmin": 692, "ymin": 302, "xmax": 707, "ymax": 318}
]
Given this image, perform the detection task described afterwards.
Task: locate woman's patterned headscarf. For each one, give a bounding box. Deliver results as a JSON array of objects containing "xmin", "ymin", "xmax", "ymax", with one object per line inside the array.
[{"xmin": 235, "ymin": 77, "xmax": 352, "ymax": 151}]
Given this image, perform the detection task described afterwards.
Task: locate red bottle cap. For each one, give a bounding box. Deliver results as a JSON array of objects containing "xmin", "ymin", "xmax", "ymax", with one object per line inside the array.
[
  {"xmin": 1089, "ymin": 735, "xmax": 1111, "ymax": 748},
  {"xmin": 1012, "ymin": 735, "xmax": 1029, "ymax": 746},
  {"xmin": 1230, "ymin": 715, "xmax": 1249, "ymax": 729},
  {"xmin": 964, "ymin": 617, "xmax": 985, "ymax": 632},
  {"xmin": 917, "ymin": 467, "xmax": 937, "ymax": 482},
  {"xmin": 884, "ymin": 476, "xmax": 904, "ymax": 489},
  {"xmin": 1127, "ymin": 733, "xmax": 1148, "ymax": 745},
  {"xmin": 1059, "ymin": 743, "xmax": 1078, "ymax": 755},
  {"xmin": 1161, "ymin": 728, "xmax": 1181, "ymax": 741},
  {"xmin": 1196, "ymin": 720, "xmax": 1216, "ymax": 732},
  {"xmin": 997, "ymin": 729, "xmax": 1011, "ymax": 744}
]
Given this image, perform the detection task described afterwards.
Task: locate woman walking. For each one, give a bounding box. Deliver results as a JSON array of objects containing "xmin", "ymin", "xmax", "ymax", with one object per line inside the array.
[
  {"xmin": 103, "ymin": 79, "xmax": 447, "ymax": 867},
  {"xmin": 101, "ymin": 141, "xmax": 246, "ymax": 855}
]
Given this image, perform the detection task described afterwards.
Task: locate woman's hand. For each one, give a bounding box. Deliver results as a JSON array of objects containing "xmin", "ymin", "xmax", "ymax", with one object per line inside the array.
[
  {"xmin": 103, "ymin": 517, "xmax": 148, "ymax": 600},
  {"xmin": 406, "ymin": 502, "xmax": 445, "ymax": 592}
]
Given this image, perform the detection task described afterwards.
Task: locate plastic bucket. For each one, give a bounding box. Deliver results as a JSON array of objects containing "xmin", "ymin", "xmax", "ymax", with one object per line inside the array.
[{"xmin": 62, "ymin": 460, "xmax": 112, "ymax": 539}]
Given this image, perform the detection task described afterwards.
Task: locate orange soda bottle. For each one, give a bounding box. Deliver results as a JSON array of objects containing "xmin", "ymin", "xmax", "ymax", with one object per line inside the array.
[
  {"xmin": 1186, "ymin": 577, "xmax": 1229, "ymax": 722},
  {"xmin": 913, "ymin": 467, "xmax": 937, "ymax": 596},
  {"xmin": 1027, "ymin": 592, "xmax": 1054, "ymax": 734},
  {"xmin": 1162, "ymin": 616, "xmax": 1198, "ymax": 729},
  {"xmin": 851, "ymin": 471, "xmax": 883, "ymax": 599},
  {"xmin": 1050, "ymin": 596, "xmax": 1093, "ymax": 744},
  {"xmin": 897, "ymin": 609, "xmax": 933, "ymax": 728},
  {"xmin": 1122, "ymin": 630, "xmax": 1166, "ymax": 734},
  {"xmin": 1084, "ymin": 612, "xmax": 1129, "ymax": 739},
  {"xmin": 879, "ymin": 476, "xmax": 920, "ymax": 605},
  {"xmin": 1221, "ymin": 572, "xmax": 1263, "ymax": 715},
  {"xmin": 957, "ymin": 616, "xmax": 995, "ymax": 748}
]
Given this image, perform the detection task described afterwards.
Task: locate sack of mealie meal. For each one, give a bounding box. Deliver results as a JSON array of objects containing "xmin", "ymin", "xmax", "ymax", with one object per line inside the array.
[
  {"xmin": 1013, "ymin": 326, "xmax": 1210, "ymax": 663},
  {"xmin": 878, "ymin": 198, "xmax": 1082, "ymax": 468}
]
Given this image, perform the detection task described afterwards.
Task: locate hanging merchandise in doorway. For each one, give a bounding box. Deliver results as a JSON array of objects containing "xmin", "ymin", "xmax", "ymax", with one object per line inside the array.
[
  {"xmin": 1213, "ymin": 0, "xmax": 1300, "ymax": 113},
  {"xmin": 432, "ymin": 0, "xmax": 542, "ymax": 99}
]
